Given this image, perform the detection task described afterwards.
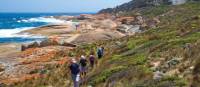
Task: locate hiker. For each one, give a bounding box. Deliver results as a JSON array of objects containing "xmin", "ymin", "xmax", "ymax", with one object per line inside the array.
[
  {"xmin": 75, "ymin": 24, "xmax": 79, "ymax": 30},
  {"xmin": 97, "ymin": 46, "xmax": 104, "ymax": 59},
  {"xmin": 89, "ymin": 54, "xmax": 96, "ymax": 68},
  {"xmin": 69, "ymin": 59, "xmax": 80, "ymax": 87},
  {"xmin": 79, "ymin": 55, "xmax": 88, "ymax": 78}
]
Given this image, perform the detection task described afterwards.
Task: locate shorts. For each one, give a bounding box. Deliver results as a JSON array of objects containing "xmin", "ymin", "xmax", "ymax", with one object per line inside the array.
[
  {"xmin": 72, "ymin": 74, "xmax": 80, "ymax": 82},
  {"xmin": 80, "ymin": 66, "xmax": 87, "ymax": 72},
  {"xmin": 90, "ymin": 60, "xmax": 95, "ymax": 66},
  {"xmin": 98, "ymin": 54, "xmax": 103, "ymax": 59}
]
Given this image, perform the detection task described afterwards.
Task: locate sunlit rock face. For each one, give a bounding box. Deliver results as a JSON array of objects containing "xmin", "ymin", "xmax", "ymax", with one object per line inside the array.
[{"xmin": 171, "ymin": 0, "xmax": 186, "ymax": 5}]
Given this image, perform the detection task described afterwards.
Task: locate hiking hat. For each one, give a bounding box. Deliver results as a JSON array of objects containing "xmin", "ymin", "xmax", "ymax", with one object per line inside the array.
[
  {"xmin": 81, "ymin": 55, "xmax": 86, "ymax": 59},
  {"xmin": 71, "ymin": 58, "xmax": 77, "ymax": 63}
]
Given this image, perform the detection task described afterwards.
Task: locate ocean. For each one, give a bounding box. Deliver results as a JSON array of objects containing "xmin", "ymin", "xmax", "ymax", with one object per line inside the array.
[{"xmin": 0, "ymin": 13, "xmax": 92, "ymax": 43}]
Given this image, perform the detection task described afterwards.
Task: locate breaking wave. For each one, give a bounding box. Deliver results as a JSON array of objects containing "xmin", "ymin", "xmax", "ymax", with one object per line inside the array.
[
  {"xmin": 19, "ymin": 17, "xmax": 66, "ymax": 24},
  {"xmin": 0, "ymin": 27, "xmax": 45, "ymax": 38}
]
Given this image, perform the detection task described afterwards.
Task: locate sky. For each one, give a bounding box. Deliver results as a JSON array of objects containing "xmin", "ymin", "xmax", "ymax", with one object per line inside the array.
[{"xmin": 0, "ymin": 0, "xmax": 131, "ymax": 13}]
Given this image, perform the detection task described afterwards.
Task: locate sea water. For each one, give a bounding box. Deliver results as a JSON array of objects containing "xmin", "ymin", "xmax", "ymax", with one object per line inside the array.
[{"xmin": 0, "ymin": 13, "xmax": 93, "ymax": 43}]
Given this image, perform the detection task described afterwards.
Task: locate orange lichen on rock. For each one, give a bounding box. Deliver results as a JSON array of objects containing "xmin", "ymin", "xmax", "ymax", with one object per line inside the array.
[
  {"xmin": 20, "ymin": 48, "xmax": 40, "ymax": 57},
  {"xmin": 1, "ymin": 74, "xmax": 42, "ymax": 85},
  {"xmin": 116, "ymin": 16, "xmax": 135, "ymax": 24},
  {"xmin": 57, "ymin": 57, "xmax": 70, "ymax": 65},
  {"xmin": 0, "ymin": 46, "xmax": 74, "ymax": 85},
  {"xmin": 19, "ymin": 51, "xmax": 57, "ymax": 65}
]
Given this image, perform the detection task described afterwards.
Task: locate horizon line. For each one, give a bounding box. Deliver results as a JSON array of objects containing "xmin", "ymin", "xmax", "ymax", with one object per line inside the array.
[{"xmin": 0, "ymin": 12, "xmax": 97, "ymax": 14}]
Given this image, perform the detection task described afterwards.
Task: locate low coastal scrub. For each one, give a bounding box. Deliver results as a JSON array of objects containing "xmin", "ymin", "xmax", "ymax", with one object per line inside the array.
[
  {"xmin": 89, "ymin": 66, "xmax": 128, "ymax": 86},
  {"xmin": 8, "ymin": 2, "xmax": 200, "ymax": 87}
]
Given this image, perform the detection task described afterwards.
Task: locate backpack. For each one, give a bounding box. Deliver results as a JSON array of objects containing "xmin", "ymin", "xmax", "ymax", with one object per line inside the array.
[
  {"xmin": 80, "ymin": 59, "xmax": 87, "ymax": 67},
  {"xmin": 90, "ymin": 56, "xmax": 95, "ymax": 62},
  {"xmin": 97, "ymin": 48, "xmax": 102, "ymax": 55},
  {"xmin": 70, "ymin": 63, "xmax": 80, "ymax": 75}
]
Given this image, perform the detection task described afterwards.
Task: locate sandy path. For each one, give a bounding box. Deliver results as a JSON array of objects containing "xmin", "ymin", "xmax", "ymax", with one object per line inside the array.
[
  {"xmin": 64, "ymin": 34, "xmax": 80, "ymax": 43},
  {"xmin": 0, "ymin": 43, "xmax": 21, "ymax": 57}
]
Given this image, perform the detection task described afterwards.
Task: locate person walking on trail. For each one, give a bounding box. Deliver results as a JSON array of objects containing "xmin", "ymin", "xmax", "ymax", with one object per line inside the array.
[
  {"xmin": 79, "ymin": 55, "xmax": 88, "ymax": 78},
  {"xmin": 75, "ymin": 24, "xmax": 79, "ymax": 31},
  {"xmin": 89, "ymin": 54, "xmax": 96, "ymax": 69},
  {"xmin": 69, "ymin": 59, "xmax": 80, "ymax": 87},
  {"xmin": 97, "ymin": 46, "xmax": 104, "ymax": 59}
]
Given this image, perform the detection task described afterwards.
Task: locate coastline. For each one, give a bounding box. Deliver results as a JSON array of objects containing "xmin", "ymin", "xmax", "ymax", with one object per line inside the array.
[{"xmin": 0, "ymin": 13, "xmax": 142, "ymax": 85}]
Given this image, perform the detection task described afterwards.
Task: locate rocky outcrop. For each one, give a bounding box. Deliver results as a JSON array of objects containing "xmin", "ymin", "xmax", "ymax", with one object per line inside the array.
[
  {"xmin": 116, "ymin": 17, "xmax": 135, "ymax": 25},
  {"xmin": 19, "ymin": 24, "xmax": 73, "ymax": 36},
  {"xmin": 171, "ymin": 0, "xmax": 186, "ymax": 5},
  {"xmin": 117, "ymin": 24, "xmax": 141, "ymax": 35},
  {"xmin": 77, "ymin": 14, "xmax": 94, "ymax": 20},
  {"xmin": 0, "ymin": 64, "xmax": 5, "ymax": 72},
  {"xmin": 100, "ymin": 19, "xmax": 118, "ymax": 29},
  {"xmin": 71, "ymin": 30, "xmax": 125, "ymax": 44},
  {"xmin": 0, "ymin": 46, "xmax": 73, "ymax": 85},
  {"xmin": 21, "ymin": 38, "xmax": 76, "ymax": 51},
  {"xmin": 21, "ymin": 42, "xmax": 40, "ymax": 51}
]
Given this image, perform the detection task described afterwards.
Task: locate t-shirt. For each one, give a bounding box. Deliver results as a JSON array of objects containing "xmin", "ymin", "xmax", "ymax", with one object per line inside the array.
[
  {"xmin": 69, "ymin": 63, "xmax": 80, "ymax": 75},
  {"xmin": 80, "ymin": 58, "xmax": 87, "ymax": 67}
]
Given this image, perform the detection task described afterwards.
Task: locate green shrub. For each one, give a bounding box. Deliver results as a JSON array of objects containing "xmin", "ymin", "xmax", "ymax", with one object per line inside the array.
[
  {"xmin": 89, "ymin": 66, "xmax": 127, "ymax": 86},
  {"xmin": 128, "ymin": 54, "xmax": 147, "ymax": 65},
  {"xmin": 127, "ymin": 38, "xmax": 147, "ymax": 49}
]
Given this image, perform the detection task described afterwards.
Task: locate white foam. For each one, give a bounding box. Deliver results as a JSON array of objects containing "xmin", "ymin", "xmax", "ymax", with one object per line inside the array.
[
  {"xmin": 0, "ymin": 27, "xmax": 45, "ymax": 38},
  {"xmin": 1, "ymin": 16, "xmax": 74, "ymax": 39},
  {"xmin": 17, "ymin": 20, "xmax": 21, "ymax": 23},
  {"xmin": 21, "ymin": 17, "xmax": 66, "ymax": 24}
]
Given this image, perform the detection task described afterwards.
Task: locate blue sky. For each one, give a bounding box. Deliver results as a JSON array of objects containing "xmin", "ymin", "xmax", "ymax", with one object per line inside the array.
[{"xmin": 0, "ymin": 0, "xmax": 131, "ymax": 13}]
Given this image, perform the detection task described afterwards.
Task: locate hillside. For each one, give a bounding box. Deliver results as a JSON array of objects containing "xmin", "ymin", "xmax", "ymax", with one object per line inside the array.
[
  {"xmin": 99, "ymin": 0, "xmax": 199, "ymax": 14},
  {"xmin": 6, "ymin": 2, "xmax": 200, "ymax": 87},
  {"xmin": 85, "ymin": 2, "xmax": 200, "ymax": 87}
]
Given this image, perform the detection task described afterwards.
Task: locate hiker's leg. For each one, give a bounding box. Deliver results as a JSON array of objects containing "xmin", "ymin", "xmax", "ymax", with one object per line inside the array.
[
  {"xmin": 74, "ymin": 81, "xmax": 77, "ymax": 87},
  {"xmin": 80, "ymin": 67, "xmax": 84, "ymax": 78},
  {"xmin": 84, "ymin": 72, "xmax": 86, "ymax": 77},
  {"xmin": 75, "ymin": 74, "xmax": 80, "ymax": 87},
  {"xmin": 90, "ymin": 61, "xmax": 94, "ymax": 68},
  {"xmin": 91, "ymin": 63, "xmax": 94, "ymax": 69},
  {"xmin": 83, "ymin": 67, "xmax": 86, "ymax": 77},
  {"xmin": 98, "ymin": 54, "xmax": 102, "ymax": 59},
  {"xmin": 71, "ymin": 74, "xmax": 76, "ymax": 87},
  {"xmin": 92, "ymin": 61, "xmax": 95, "ymax": 68},
  {"xmin": 80, "ymin": 72, "xmax": 83, "ymax": 79},
  {"xmin": 100, "ymin": 54, "xmax": 103, "ymax": 58},
  {"xmin": 74, "ymin": 79, "xmax": 79, "ymax": 87}
]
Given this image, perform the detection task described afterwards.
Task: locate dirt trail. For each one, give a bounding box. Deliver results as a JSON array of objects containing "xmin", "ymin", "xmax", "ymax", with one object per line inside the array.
[{"xmin": 64, "ymin": 34, "xmax": 80, "ymax": 43}]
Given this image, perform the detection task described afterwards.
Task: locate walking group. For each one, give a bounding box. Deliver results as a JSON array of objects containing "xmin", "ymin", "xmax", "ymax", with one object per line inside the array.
[{"xmin": 69, "ymin": 46, "xmax": 104, "ymax": 87}]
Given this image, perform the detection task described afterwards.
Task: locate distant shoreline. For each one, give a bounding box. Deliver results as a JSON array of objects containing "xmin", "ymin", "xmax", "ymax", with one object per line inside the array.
[{"xmin": 0, "ymin": 13, "xmax": 90, "ymax": 43}]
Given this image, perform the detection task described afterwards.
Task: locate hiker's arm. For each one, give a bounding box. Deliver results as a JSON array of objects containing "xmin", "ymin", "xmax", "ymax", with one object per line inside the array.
[
  {"xmin": 67, "ymin": 65, "xmax": 72, "ymax": 77},
  {"xmin": 79, "ymin": 60, "xmax": 81, "ymax": 64}
]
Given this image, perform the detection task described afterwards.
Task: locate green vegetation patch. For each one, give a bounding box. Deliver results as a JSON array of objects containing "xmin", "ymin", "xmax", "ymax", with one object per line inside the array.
[
  {"xmin": 142, "ymin": 5, "xmax": 170, "ymax": 17},
  {"xmin": 89, "ymin": 66, "xmax": 128, "ymax": 86}
]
